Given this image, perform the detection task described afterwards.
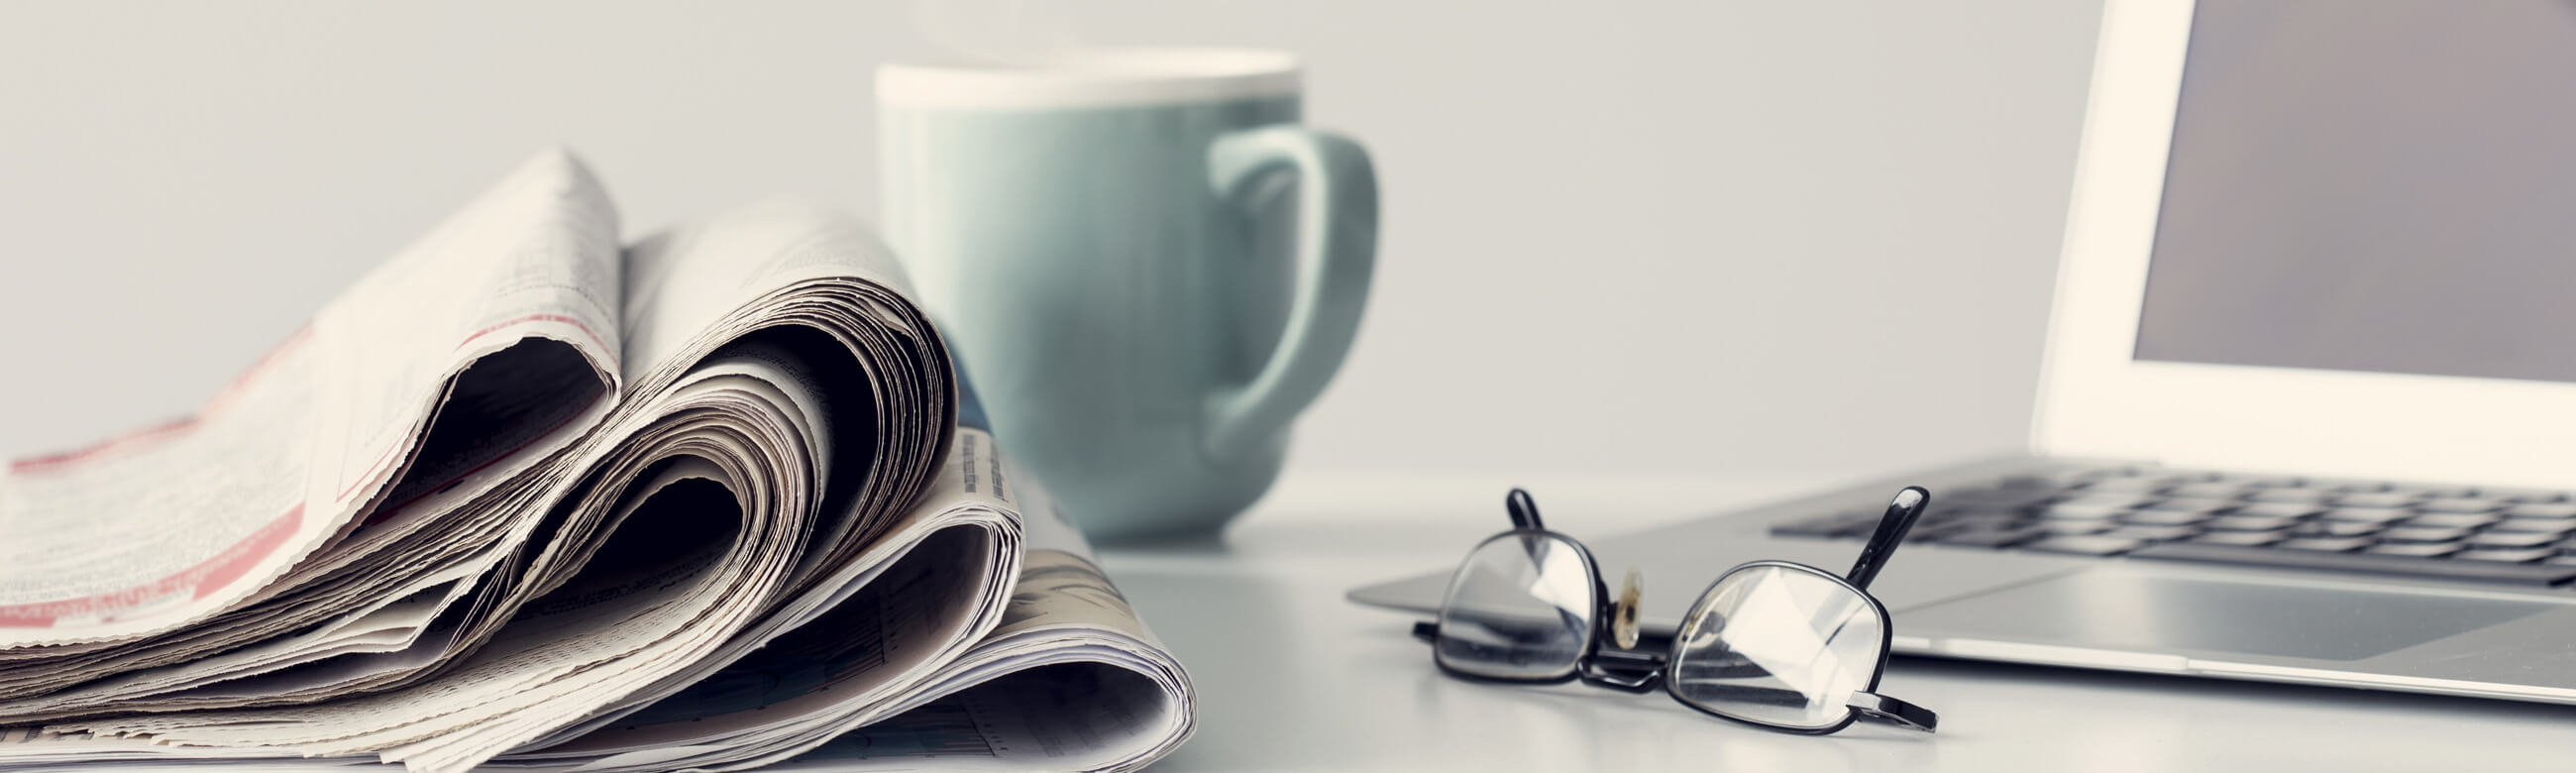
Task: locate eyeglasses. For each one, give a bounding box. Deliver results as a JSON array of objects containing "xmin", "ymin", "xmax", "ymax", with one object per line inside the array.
[{"xmin": 1409, "ymin": 487, "xmax": 1938, "ymax": 734}]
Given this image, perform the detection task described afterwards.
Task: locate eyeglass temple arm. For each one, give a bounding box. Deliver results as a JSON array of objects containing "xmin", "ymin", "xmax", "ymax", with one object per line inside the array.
[
  {"xmin": 1506, "ymin": 488, "xmax": 1544, "ymax": 530},
  {"xmin": 1847, "ymin": 691, "xmax": 1939, "ymax": 732},
  {"xmin": 1845, "ymin": 487, "xmax": 1930, "ymax": 591}
]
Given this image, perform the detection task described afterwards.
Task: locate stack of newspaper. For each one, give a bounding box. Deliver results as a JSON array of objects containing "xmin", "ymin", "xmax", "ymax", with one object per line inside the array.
[{"xmin": 0, "ymin": 151, "xmax": 1194, "ymax": 773}]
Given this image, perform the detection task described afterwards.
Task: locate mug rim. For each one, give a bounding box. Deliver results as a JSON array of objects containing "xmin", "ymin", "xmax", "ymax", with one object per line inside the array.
[{"xmin": 879, "ymin": 48, "xmax": 1300, "ymax": 111}]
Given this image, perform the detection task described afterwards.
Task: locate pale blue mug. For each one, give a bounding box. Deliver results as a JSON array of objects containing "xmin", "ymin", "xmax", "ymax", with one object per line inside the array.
[{"xmin": 879, "ymin": 49, "xmax": 1375, "ymax": 540}]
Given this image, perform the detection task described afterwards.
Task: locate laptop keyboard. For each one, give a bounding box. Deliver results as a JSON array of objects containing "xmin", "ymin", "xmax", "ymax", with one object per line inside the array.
[{"xmin": 1771, "ymin": 467, "xmax": 2576, "ymax": 586}]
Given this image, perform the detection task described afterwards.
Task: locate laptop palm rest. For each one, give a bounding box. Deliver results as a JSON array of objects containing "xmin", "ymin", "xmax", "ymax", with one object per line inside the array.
[{"xmin": 1900, "ymin": 570, "xmax": 2554, "ymax": 662}]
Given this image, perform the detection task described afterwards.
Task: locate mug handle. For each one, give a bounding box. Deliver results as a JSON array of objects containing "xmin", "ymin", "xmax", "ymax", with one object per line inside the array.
[{"xmin": 1201, "ymin": 126, "xmax": 1378, "ymax": 461}]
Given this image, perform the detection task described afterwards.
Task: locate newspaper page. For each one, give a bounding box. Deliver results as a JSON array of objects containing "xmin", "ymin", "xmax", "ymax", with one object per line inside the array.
[
  {"xmin": 736, "ymin": 489, "xmax": 1193, "ymax": 773},
  {"xmin": 485, "ymin": 455, "xmax": 1193, "ymax": 773},
  {"xmin": 0, "ymin": 150, "xmax": 622, "ymax": 649}
]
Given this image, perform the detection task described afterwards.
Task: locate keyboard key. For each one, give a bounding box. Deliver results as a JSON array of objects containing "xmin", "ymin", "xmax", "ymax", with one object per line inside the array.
[
  {"xmin": 2164, "ymin": 483, "xmax": 2251, "ymax": 499},
  {"xmin": 1771, "ymin": 515, "xmax": 1875, "ymax": 538},
  {"xmin": 2057, "ymin": 494, "xmax": 2157, "ymax": 510},
  {"xmin": 2504, "ymin": 502, "xmax": 2576, "ymax": 519},
  {"xmin": 2143, "ymin": 497, "xmax": 2239, "ymax": 514},
  {"xmin": 2367, "ymin": 542, "xmax": 2462, "ymax": 558},
  {"xmin": 2067, "ymin": 467, "xmax": 2144, "ymax": 483},
  {"xmin": 2275, "ymin": 536, "xmax": 2374, "ymax": 552},
  {"xmin": 2458, "ymin": 548, "xmax": 2555, "ymax": 564},
  {"xmin": 1990, "ymin": 474, "xmax": 2064, "ymax": 490},
  {"xmin": 2417, "ymin": 497, "xmax": 2508, "ymax": 513},
  {"xmin": 2007, "ymin": 470, "xmax": 2121, "ymax": 489},
  {"xmin": 2246, "ymin": 488, "xmax": 2338, "ymax": 503},
  {"xmin": 2099, "ymin": 524, "xmax": 2200, "ymax": 542},
  {"xmin": 2201, "ymin": 515, "xmax": 2299, "ymax": 532},
  {"xmin": 2080, "ymin": 478, "xmax": 2172, "ymax": 494},
  {"xmin": 2121, "ymin": 509, "xmax": 2213, "ymax": 526},
  {"xmin": 2235, "ymin": 501, "xmax": 2326, "ymax": 518},
  {"xmin": 1929, "ymin": 526, "xmax": 2047, "ymax": 549},
  {"xmin": 2320, "ymin": 506, "xmax": 2415, "ymax": 523},
  {"xmin": 1935, "ymin": 515, "xmax": 2029, "ymax": 534},
  {"xmin": 2083, "ymin": 469, "xmax": 2211, "ymax": 485},
  {"xmin": 2477, "ymin": 488, "xmax": 2567, "ymax": 503},
  {"xmin": 1939, "ymin": 489, "xmax": 2059, "ymax": 510},
  {"xmin": 2381, "ymin": 526, "xmax": 2473, "ymax": 543},
  {"xmin": 2042, "ymin": 505, "xmax": 2130, "ymax": 521},
  {"xmin": 2335, "ymin": 493, "xmax": 2420, "ymax": 508},
  {"xmin": 1920, "ymin": 505, "xmax": 2032, "ymax": 525},
  {"xmin": 2193, "ymin": 530, "xmax": 2284, "ymax": 547},
  {"xmin": 2024, "ymin": 535, "xmax": 2146, "ymax": 556},
  {"xmin": 2289, "ymin": 519, "xmax": 2383, "ymax": 538},
  {"xmin": 2128, "ymin": 543, "xmax": 2576, "ymax": 585},
  {"xmin": 2038, "ymin": 519, "xmax": 2114, "ymax": 535},
  {"xmin": 2388, "ymin": 486, "xmax": 2478, "ymax": 499},
  {"xmin": 2490, "ymin": 518, "xmax": 2576, "ymax": 534},
  {"xmin": 2218, "ymin": 474, "xmax": 2306, "ymax": 488},
  {"xmin": 2405, "ymin": 511, "xmax": 2501, "ymax": 530},
  {"xmin": 2466, "ymin": 530, "xmax": 2562, "ymax": 549}
]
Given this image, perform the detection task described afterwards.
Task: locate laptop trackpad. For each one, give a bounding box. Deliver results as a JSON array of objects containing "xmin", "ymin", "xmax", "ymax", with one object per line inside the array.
[{"xmin": 1899, "ymin": 571, "xmax": 2553, "ymax": 661}]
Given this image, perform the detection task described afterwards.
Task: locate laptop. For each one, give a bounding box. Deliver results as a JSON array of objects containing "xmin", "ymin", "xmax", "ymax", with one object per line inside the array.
[{"xmin": 1350, "ymin": 0, "xmax": 2576, "ymax": 704}]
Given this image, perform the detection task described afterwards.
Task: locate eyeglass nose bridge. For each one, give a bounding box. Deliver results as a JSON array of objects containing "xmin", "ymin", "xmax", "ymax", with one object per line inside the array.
[{"xmin": 1577, "ymin": 647, "xmax": 1667, "ymax": 693}]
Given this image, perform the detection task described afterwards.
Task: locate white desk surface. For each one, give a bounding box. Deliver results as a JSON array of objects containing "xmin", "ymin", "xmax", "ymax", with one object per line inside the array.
[{"xmin": 1094, "ymin": 479, "xmax": 2576, "ymax": 772}]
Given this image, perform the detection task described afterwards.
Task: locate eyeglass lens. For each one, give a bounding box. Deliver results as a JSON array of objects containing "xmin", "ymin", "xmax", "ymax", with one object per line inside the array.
[
  {"xmin": 1666, "ymin": 564, "xmax": 1887, "ymax": 729},
  {"xmin": 1434, "ymin": 532, "xmax": 1598, "ymax": 681}
]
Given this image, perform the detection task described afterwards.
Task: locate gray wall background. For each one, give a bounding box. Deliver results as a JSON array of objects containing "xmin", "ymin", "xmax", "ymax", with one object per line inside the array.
[{"xmin": 0, "ymin": 1, "xmax": 2100, "ymax": 508}]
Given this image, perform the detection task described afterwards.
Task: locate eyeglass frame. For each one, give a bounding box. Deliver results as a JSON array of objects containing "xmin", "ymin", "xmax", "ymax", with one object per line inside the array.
[{"xmin": 1409, "ymin": 487, "xmax": 1938, "ymax": 735}]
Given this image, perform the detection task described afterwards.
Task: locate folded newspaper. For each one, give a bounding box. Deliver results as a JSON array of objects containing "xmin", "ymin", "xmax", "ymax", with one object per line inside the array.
[{"xmin": 0, "ymin": 151, "xmax": 1193, "ymax": 773}]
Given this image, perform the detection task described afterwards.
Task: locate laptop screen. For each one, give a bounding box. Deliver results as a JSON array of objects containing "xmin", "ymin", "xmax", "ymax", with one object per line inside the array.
[{"xmin": 2132, "ymin": 0, "xmax": 2576, "ymax": 384}]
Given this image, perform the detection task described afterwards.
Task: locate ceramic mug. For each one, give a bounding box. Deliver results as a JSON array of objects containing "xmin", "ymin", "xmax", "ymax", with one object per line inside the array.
[{"xmin": 879, "ymin": 49, "xmax": 1375, "ymax": 540}]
